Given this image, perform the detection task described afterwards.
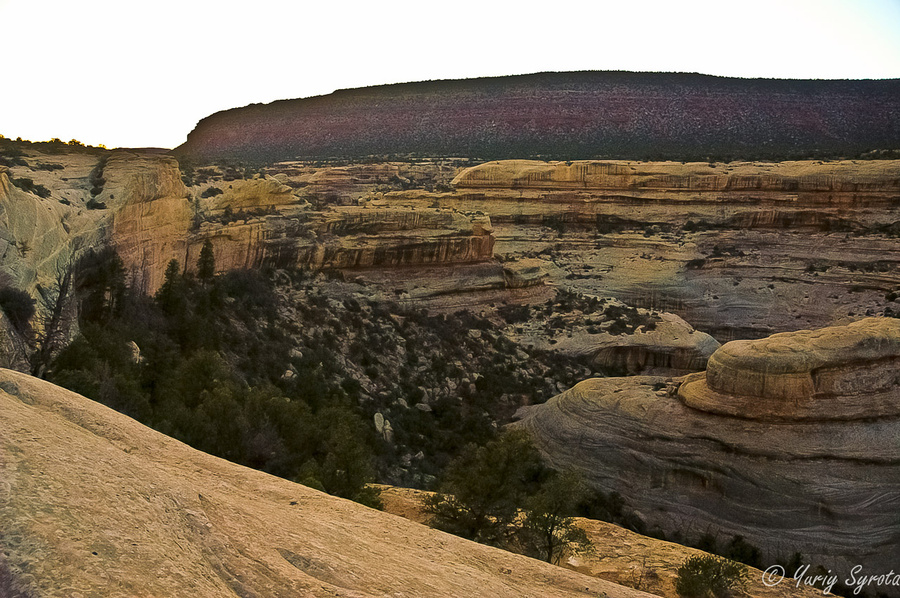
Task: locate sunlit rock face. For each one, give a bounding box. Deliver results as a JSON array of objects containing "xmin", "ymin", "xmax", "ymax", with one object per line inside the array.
[
  {"xmin": 109, "ymin": 152, "xmax": 193, "ymax": 294},
  {"xmin": 680, "ymin": 317, "xmax": 900, "ymax": 420},
  {"xmin": 0, "ymin": 369, "xmax": 655, "ymax": 598},
  {"xmin": 514, "ymin": 319, "xmax": 900, "ymax": 583},
  {"xmin": 441, "ymin": 158, "xmax": 900, "ymax": 341}
]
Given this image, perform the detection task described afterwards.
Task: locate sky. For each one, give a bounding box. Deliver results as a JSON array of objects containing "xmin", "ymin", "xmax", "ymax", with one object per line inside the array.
[{"xmin": 1, "ymin": 0, "xmax": 899, "ymax": 149}]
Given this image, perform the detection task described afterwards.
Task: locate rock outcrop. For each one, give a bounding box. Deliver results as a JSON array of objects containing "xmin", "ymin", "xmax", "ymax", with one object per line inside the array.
[
  {"xmin": 679, "ymin": 317, "xmax": 900, "ymax": 420},
  {"xmin": 184, "ymin": 207, "xmax": 495, "ymax": 279},
  {"xmin": 0, "ymin": 166, "xmax": 74, "ymax": 291},
  {"xmin": 513, "ymin": 319, "xmax": 900, "ymax": 582},
  {"xmin": 0, "ymin": 368, "xmax": 653, "ymax": 598},
  {"xmin": 108, "ymin": 152, "xmax": 193, "ymax": 294}
]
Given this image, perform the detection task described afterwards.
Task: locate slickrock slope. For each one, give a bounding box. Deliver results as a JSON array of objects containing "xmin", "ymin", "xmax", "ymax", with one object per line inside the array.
[
  {"xmin": 0, "ymin": 166, "xmax": 74, "ymax": 291},
  {"xmin": 513, "ymin": 319, "xmax": 900, "ymax": 580},
  {"xmin": 0, "ymin": 369, "xmax": 654, "ymax": 598},
  {"xmin": 177, "ymin": 71, "xmax": 900, "ymax": 162}
]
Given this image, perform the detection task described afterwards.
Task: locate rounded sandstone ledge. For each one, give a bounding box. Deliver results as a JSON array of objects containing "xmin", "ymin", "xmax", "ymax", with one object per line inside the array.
[
  {"xmin": 680, "ymin": 364, "xmax": 900, "ymax": 422},
  {"xmin": 704, "ymin": 318, "xmax": 900, "ymax": 401}
]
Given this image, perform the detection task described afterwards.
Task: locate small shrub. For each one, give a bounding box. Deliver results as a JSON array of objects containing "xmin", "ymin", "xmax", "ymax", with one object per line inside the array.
[
  {"xmin": 86, "ymin": 198, "xmax": 107, "ymax": 210},
  {"xmin": 675, "ymin": 554, "xmax": 748, "ymax": 598},
  {"xmin": 11, "ymin": 177, "xmax": 51, "ymax": 198},
  {"xmin": 200, "ymin": 186, "xmax": 223, "ymax": 198},
  {"xmin": 89, "ymin": 157, "xmax": 107, "ymax": 196},
  {"xmin": 0, "ymin": 287, "xmax": 35, "ymax": 332}
]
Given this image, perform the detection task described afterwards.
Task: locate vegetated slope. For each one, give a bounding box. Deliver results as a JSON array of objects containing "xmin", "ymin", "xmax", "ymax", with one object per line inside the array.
[
  {"xmin": 0, "ymin": 368, "xmax": 656, "ymax": 598},
  {"xmin": 177, "ymin": 71, "xmax": 900, "ymax": 162}
]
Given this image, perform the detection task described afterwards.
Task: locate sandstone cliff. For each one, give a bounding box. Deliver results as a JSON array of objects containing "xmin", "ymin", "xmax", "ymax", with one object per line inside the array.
[
  {"xmin": 438, "ymin": 159, "xmax": 900, "ymax": 340},
  {"xmin": 513, "ymin": 319, "xmax": 900, "ymax": 582},
  {"xmin": 108, "ymin": 152, "xmax": 193, "ymax": 294},
  {"xmin": 0, "ymin": 368, "xmax": 654, "ymax": 598}
]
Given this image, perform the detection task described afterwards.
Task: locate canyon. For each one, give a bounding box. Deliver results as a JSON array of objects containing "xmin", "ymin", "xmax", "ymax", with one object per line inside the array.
[{"xmin": 2, "ymin": 138, "xmax": 899, "ymax": 594}]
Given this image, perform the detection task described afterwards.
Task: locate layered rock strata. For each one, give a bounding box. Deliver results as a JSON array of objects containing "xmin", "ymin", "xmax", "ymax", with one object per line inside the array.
[
  {"xmin": 439, "ymin": 159, "xmax": 900, "ymax": 340},
  {"xmin": 184, "ymin": 207, "xmax": 495, "ymax": 279},
  {"xmin": 0, "ymin": 369, "xmax": 653, "ymax": 598},
  {"xmin": 108, "ymin": 152, "xmax": 193, "ymax": 294},
  {"xmin": 679, "ymin": 317, "xmax": 900, "ymax": 420},
  {"xmin": 514, "ymin": 319, "xmax": 900, "ymax": 581}
]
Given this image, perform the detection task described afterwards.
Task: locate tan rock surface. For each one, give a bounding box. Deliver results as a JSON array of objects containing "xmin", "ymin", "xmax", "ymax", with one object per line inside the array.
[
  {"xmin": 529, "ymin": 311, "xmax": 719, "ymax": 376},
  {"xmin": 0, "ymin": 167, "xmax": 74, "ymax": 290},
  {"xmin": 680, "ymin": 317, "xmax": 900, "ymax": 420},
  {"xmin": 208, "ymin": 175, "xmax": 299, "ymax": 212},
  {"xmin": 108, "ymin": 152, "xmax": 192, "ymax": 294},
  {"xmin": 439, "ymin": 159, "xmax": 900, "ymax": 340},
  {"xmin": 0, "ymin": 369, "xmax": 656, "ymax": 598},
  {"xmin": 513, "ymin": 374, "xmax": 900, "ymax": 580}
]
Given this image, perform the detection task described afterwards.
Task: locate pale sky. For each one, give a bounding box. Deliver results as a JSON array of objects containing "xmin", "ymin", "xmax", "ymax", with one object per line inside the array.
[{"xmin": 2, "ymin": 0, "xmax": 899, "ymax": 149}]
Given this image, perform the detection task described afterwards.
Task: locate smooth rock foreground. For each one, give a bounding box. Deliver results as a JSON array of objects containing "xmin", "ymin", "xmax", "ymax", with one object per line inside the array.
[
  {"xmin": 514, "ymin": 318, "xmax": 900, "ymax": 583},
  {"xmin": 0, "ymin": 369, "xmax": 653, "ymax": 598}
]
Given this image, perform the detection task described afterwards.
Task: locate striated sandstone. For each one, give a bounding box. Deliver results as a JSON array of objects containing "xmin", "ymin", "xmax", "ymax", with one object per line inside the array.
[
  {"xmin": 514, "ymin": 376, "xmax": 900, "ymax": 583},
  {"xmin": 514, "ymin": 321, "xmax": 900, "ymax": 583},
  {"xmin": 453, "ymin": 159, "xmax": 900, "ymax": 201},
  {"xmin": 184, "ymin": 207, "xmax": 495, "ymax": 277},
  {"xmin": 679, "ymin": 317, "xmax": 900, "ymax": 420},
  {"xmin": 107, "ymin": 152, "xmax": 192, "ymax": 294},
  {"xmin": 206, "ymin": 175, "xmax": 299, "ymax": 212},
  {"xmin": 437, "ymin": 159, "xmax": 900, "ymax": 340},
  {"xmin": 0, "ymin": 369, "xmax": 655, "ymax": 598}
]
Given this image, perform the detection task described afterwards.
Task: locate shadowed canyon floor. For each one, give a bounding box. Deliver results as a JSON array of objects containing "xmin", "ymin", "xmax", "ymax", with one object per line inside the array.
[{"xmin": 0, "ymin": 368, "xmax": 656, "ymax": 598}]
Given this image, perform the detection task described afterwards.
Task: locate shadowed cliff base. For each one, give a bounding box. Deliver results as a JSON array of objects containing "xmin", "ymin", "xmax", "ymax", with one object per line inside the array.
[{"xmin": 176, "ymin": 71, "xmax": 900, "ymax": 163}]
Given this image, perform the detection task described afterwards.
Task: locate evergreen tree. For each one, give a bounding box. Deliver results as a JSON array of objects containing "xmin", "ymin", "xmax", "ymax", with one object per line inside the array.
[
  {"xmin": 155, "ymin": 260, "xmax": 185, "ymax": 316},
  {"xmin": 518, "ymin": 470, "xmax": 593, "ymax": 564},
  {"xmin": 197, "ymin": 240, "xmax": 215, "ymax": 283},
  {"xmin": 425, "ymin": 430, "xmax": 545, "ymax": 545}
]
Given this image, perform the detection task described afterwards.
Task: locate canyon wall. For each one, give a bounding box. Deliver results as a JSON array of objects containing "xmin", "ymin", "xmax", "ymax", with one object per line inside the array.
[
  {"xmin": 514, "ymin": 319, "xmax": 900, "ymax": 581},
  {"xmin": 437, "ymin": 159, "xmax": 900, "ymax": 340}
]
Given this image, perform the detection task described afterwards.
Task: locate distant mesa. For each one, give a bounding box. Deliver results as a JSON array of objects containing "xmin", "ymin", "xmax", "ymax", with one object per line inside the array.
[
  {"xmin": 176, "ymin": 71, "xmax": 900, "ymax": 162},
  {"xmin": 679, "ymin": 317, "xmax": 900, "ymax": 420}
]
